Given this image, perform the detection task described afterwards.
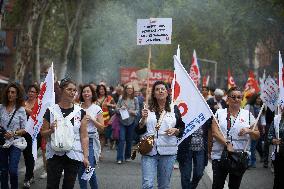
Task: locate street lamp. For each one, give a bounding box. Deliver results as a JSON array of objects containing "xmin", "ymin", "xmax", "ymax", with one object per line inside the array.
[{"xmin": 197, "ymin": 58, "xmax": 218, "ymax": 84}]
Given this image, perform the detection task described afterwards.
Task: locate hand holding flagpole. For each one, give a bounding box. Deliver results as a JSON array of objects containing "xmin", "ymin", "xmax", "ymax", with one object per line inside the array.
[{"xmin": 244, "ymin": 104, "xmax": 265, "ymax": 151}]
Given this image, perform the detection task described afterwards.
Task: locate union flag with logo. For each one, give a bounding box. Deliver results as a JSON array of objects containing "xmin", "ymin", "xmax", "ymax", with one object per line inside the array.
[{"xmin": 173, "ymin": 55, "xmax": 212, "ymax": 145}]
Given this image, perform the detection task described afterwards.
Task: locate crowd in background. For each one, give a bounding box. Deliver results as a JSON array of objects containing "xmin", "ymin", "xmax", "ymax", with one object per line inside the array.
[{"xmin": 0, "ymin": 77, "xmax": 283, "ymax": 189}]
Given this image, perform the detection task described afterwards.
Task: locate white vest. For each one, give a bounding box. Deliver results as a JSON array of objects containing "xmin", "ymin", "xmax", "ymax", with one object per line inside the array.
[
  {"xmin": 46, "ymin": 104, "xmax": 84, "ymax": 162},
  {"xmin": 211, "ymin": 108, "xmax": 254, "ymax": 160},
  {"xmin": 143, "ymin": 109, "xmax": 178, "ymax": 156}
]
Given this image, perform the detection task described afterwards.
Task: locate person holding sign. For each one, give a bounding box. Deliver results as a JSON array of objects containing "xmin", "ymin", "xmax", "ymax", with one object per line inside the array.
[
  {"xmin": 211, "ymin": 87, "xmax": 260, "ymax": 189},
  {"xmin": 116, "ymin": 84, "xmax": 139, "ymax": 163},
  {"xmin": 136, "ymin": 81, "xmax": 184, "ymax": 189}
]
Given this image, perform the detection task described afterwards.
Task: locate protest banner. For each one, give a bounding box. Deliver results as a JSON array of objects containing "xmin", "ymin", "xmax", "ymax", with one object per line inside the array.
[
  {"xmin": 137, "ymin": 17, "xmax": 172, "ymax": 106},
  {"xmin": 260, "ymin": 76, "xmax": 278, "ymax": 112},
  {"xmin": 137, "ymin": 18, "xmax": 172, "ymax": 45}
]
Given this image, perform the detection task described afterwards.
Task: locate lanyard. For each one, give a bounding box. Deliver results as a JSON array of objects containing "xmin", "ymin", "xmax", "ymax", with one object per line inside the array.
[{"xmin": 226, "ymin": 109, "xmax": 240, "ymax": 141}]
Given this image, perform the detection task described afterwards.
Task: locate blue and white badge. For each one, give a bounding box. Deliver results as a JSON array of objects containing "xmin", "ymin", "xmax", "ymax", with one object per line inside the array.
[{"xmin": 81, "ymin": 166, "xmax": 95, "ymax": 181}]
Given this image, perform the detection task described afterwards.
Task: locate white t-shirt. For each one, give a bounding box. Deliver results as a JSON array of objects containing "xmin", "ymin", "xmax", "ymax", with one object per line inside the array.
[
  {"xmin": 211, "ymin": 108, "xmax": 256, "ymax": 160},
  {"xmin": 83, "ymin": 104, "xmax": 103, "ymax": 133}
]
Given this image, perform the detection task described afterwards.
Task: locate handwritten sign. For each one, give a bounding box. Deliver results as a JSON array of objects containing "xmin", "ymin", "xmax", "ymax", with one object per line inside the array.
[
  {"xmin": 137, "ymin": 18, "xmax": 172, "ymax": 45},
  {"xmin": 260, "ymin": 76, "xmax": 279, "ymax": 112}
]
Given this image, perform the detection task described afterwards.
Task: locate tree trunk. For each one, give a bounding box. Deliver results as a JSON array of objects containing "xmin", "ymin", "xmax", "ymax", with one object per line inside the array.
[
  {"xmin": 14, "ymin": 0, "xmax": 48, "ymax": 84},
  {"xmin": 33, "ymin": 1, "xmax": 50, "ymax": 83},
  {"xmin": 74, "ymin": 30, "xmax": 82, "ymax": 84},
  {"xmin": 57, "ymin": 0, "xmax": 83, "ymax": 80},
  {"xmin": 14, "ymin": 1, "xmax": 34, "ymax": 83}
]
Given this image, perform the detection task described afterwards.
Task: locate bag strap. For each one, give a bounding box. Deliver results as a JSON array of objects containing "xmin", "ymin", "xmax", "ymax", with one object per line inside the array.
[
  {"xmin": 51, "ymin": 104, "xmax": 81, "ymax": 122},
  {"xmin": 98, "ymin": 96, "xmax": 106, "ymax": 107},
  {"xmin": 155, "ymin": 110, "xmax": 166, "ymax": 131},
  {"xmin": 65, "ymin": 105, "xmax": 81, "ymax": 121},
  {"xmin": 7, "ymin": 109, "xmax": 17, "ymax": 129},
  {"xmin": 226, "ymin": 109, "xmax": 240, "ymax": 142}
]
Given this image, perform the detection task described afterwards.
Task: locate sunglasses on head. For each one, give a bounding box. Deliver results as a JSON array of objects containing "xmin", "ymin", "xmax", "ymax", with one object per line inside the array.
[{"xmin": 229, "ymin": 95, "xmax": 242, "ymax": 100}]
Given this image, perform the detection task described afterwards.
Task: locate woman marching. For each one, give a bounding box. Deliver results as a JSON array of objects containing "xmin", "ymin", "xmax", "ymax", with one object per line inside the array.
[
  {"xmin": 211, "ymin": 86, "xmax": 260, "ymax": 189},
  {"xmin": 0, "ymin": 82, "xmax": 27, "ymax": 189},
  {"xmin": 78, "ymin": 84, "xmax": 104, "ymax": 189},
  {"xmin": 41, "ymin": 78, "xmax": 89, "ymax": 189},
  {"xmin": 23, "ymin": 84, "xmax": 40, "ymax": 188},
  {"xmin": 116, "ymin": 84, "xmax": 139, "ymax": 163},
  {"xmin": 268, "ymin": 110, "xmax": 284, "ymax": 189},
  {"xmin": 95, "ymin": 84, "xmax": 116, "ymax": 154},
  {"xmin": 136, "ymin": 81, "xmax": 185, "ymax": 189}
]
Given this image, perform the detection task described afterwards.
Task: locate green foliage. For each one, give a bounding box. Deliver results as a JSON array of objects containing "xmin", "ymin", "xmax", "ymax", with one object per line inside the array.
[
  {"xmin": 81, "ymin": 0, "xmax": 284, "ymax": 86},
  {"xmin": 4, "ymin": 0, "xmax": 25, "ymax": 28}
]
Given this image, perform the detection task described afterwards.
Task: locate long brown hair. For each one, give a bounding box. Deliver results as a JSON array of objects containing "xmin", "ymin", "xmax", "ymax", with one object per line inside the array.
[
  {"xmin": 2, "ymin": 82, "xmax": 25, "ymax": 109},
  {"xmin": 122, "ymin": 84, "xmax": 134, "ymax": 100},
  {"xmin": 149, "ymin": 81, "xmax": 171, "ymax": 112}
]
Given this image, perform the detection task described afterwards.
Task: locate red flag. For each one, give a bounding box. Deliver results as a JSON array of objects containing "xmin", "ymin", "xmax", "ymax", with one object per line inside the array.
[
  {"xmin": 244, "ymin": 71, "xmax": 260, "ymax": 93},
  {"xmin": 202, "ymin": 75, "xmax": 210, "ymax": 87},
  {"xmin": 189, "ymin": 50, "xmax": 201, "ymax": 86},
  {"xmin": 241, "ymin": 71, "xmax": 260, "ymax": 107},
  {"xmin": 228, "ymin": 69, "xmax": 236, "ymax": 89}
]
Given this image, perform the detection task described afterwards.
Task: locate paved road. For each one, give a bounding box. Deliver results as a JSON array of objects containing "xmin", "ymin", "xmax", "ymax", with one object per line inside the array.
[{"xmin": 16, "ymin": 148, "xmax": 274, "ymax": 189}]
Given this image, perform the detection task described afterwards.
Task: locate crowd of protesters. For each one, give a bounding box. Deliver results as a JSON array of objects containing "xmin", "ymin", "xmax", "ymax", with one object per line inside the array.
[{"xmin": 0, "ymin": 77, "xmax": 283, "ymax": 189}]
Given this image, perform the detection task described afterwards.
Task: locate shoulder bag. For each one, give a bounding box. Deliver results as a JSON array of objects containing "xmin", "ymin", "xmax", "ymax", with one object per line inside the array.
[
  {"xmin": 0, "ymin": 109, "xmax": 17, "ymax": 146},
  {"xmin": 220, "ymin": 109, "xmax": 249, "ymax": 176},
  {"xmin": 131, "ymin": 110, "xmax": 166, "ymax": 159}
]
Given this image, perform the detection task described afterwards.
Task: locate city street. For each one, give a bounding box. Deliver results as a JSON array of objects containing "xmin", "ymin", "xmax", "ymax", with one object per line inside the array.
[{"xmin": 17, "ymin": 148, "xmax": 274, "ymax": 189}]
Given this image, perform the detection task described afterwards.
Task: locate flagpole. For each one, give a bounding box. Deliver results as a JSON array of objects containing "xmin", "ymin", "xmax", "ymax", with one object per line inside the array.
[
  {"xmin": 244, "ymin": 104, "xmax": 265, "ymax": 151},
  {"xmin": 145, "ymin": 45, "xmax": 151, "ymax": 108}
]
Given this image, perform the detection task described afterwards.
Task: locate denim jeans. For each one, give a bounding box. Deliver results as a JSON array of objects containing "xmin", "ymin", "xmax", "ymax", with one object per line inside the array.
[
  {"xmin": 0, "ymin": 146, "xmax": 22, "ymax": 189},
  {"xmin": 250, "ymin": 139, "xmax": 263, "ymax": 166},
  {"xmin": 116, "ymin": 122, "xmax": 135, "ymax": 161},
  {"xmin": 78, "ymin": 139, "xmax": 98, "ymax": 189},
  {"xmin": 46, "ymin": 154, "xmax": 81, "ymax": 189},
  {"xmin": 141, "ymin": 154, "xmax": 176, "ymax": 189},
  {"xmin": 179, "ymin": 150, "xmax": 205, "ymax": 189}
]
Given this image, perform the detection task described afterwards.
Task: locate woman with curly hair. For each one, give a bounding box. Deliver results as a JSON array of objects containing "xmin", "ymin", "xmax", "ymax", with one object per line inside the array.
[
  {"xmin": 0, "ymin": 82, "xmax": 27, "ymax": 189},
  {"xmin": 136, "ymin": 81, "xmax": 185, "ymax": 189}
]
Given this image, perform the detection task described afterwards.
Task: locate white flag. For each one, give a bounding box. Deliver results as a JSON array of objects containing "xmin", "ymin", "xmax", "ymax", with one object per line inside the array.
[
  {"xmin": 173, "ymin": 56, "xmax": 212, "ymax": 145},
  {"xmin": 176, "ymin": 44, "xmax": 181, "ymax": 62},
  {"xmin": 189, "ymin": 50, "xmax": 201, "ymax": 86},
  {"xmin": 279, "ymin": 51, "xmax": 284, "ymax": 108},
  {"xmin": 25, "ymin": 64, "xmax": 55, "ymax": 160},
  {"xmin": 171, "ymin": 45, "xmax": 180, "ymax": 103}
]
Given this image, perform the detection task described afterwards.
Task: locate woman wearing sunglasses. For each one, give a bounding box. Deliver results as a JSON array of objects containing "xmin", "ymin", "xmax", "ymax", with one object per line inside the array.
[{"xmin": 211, "ymin": 86, "xmax": 260, "ymax": 189}]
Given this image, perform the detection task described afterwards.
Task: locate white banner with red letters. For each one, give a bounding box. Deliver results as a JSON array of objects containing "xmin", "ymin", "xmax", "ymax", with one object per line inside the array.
[{"xmin": 25, "ymin": 64, "xmax": 55, "ymax": 160}]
